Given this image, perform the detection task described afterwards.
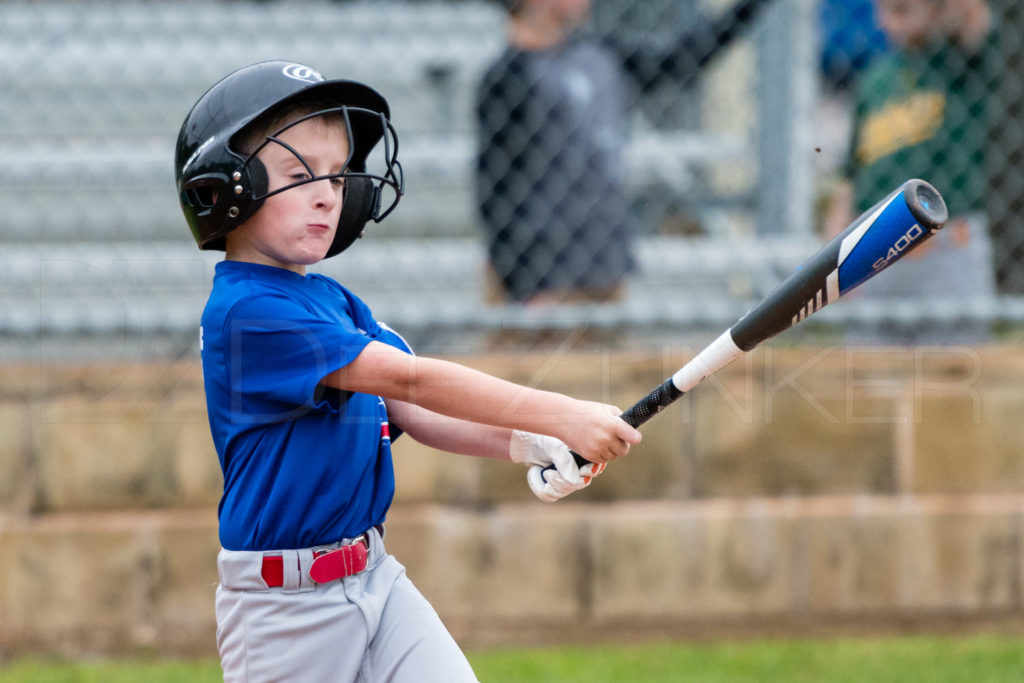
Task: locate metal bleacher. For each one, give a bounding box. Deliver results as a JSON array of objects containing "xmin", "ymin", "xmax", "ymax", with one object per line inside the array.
[
  {"xmin": 0, "ymin": 0, "xmax": 506, "ymax": 241},
  {"xmin": 0, "ymin": 0, "xmax": 828, "ymax": 361}
]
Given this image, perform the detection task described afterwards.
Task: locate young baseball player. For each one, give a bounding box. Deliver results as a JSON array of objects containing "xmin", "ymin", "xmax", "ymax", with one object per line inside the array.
[{"xmin": 174, "ymin": 60, "xmax": 641, "ymax": 682}]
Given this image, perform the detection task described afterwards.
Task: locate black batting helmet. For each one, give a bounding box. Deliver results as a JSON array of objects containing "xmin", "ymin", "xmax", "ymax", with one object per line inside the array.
[{"xmin": 174, "ymin": 60, "xmax": 403, "ymax": 258}]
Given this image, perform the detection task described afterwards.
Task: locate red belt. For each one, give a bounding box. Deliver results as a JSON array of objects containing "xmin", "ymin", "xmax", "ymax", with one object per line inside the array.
[{"xmin": 261, "ymin": 535, "xmax": 369, "ymax": 587}]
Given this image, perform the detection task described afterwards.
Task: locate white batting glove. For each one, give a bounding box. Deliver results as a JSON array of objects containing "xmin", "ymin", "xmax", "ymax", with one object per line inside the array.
[
  {"xmin": 509, "ymin": 430, "xmax": 604, "ymax": 503},
  {"xmin": 526, "ymin": 461, "xmax": 606, "ymax": 503},
  {"xmin": 510, "ymin": 429, "xmax": 582, "ymax": 480}
]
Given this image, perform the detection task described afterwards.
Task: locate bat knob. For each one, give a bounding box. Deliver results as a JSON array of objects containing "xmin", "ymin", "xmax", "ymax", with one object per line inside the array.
[{"xmin": 904, "ymin": 179, "xmax": 948, "ymax": 232}]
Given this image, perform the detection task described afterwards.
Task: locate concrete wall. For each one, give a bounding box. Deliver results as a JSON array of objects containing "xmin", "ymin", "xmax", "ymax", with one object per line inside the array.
[{"xmin": 1, "ymin": 346, "xmax": 1022, "ymax": 655}]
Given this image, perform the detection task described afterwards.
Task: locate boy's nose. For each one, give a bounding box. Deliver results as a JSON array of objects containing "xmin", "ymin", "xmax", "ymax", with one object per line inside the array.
[{"xmin": 313, "ymin": 179, "xmax": 341, "ymax": 208}]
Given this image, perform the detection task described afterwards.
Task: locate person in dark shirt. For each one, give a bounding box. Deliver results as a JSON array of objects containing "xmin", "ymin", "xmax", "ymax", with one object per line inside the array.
[{"xmin": 475, "ymin": 0, "xmax": 773, "ymax": 305}]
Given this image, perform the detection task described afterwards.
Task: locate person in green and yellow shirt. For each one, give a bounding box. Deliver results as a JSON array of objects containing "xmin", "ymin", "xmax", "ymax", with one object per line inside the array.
[{"xmin": 825, "ymin": 0, "xmax": 997, "ymax": 345}]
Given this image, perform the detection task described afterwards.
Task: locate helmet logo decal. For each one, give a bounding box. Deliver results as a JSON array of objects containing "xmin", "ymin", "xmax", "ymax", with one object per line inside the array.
[
  {"xmin": 281, "ymin": 64, "xmax": 325, "ymax": 83},
  {"xmin": 182, "ymin": 135, "xmax": 215, "ymax": 174}
]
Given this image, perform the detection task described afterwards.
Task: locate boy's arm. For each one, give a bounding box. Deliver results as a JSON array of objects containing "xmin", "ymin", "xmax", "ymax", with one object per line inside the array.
[
  {"xmin": 384, "ymin": 399, "xmax": 514, "ymax": 460},
  {"xmin": 386, "ymin": 398, "xmax": 611, "ymax": 503},
  {"xmin": 321, "ymin": 341, "xmax": 641, "ymax": 463}
]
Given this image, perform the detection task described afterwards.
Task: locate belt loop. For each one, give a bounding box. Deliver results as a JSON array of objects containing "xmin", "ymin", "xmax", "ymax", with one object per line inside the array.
[
  {"xmin": 369, "ymin": 525, "xmax": 383, "ymax": 558},
  {"xmin": 296, "ymin": 548, "xmax": 316, "ymax": 592},
  {"xmin": 281, "ymin": 550, "xmax": 300, "ymax": 593}
]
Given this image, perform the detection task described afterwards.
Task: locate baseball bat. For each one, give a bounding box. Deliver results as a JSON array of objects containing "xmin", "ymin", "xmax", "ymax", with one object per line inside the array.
[{"xmin": 557, "ymin": 178, "xmax": 948, "ymax": 471}]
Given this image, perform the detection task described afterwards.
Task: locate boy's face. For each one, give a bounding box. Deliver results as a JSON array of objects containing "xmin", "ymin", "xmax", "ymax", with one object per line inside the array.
[
  {"xmin": 227, "ymin": 116, "xmax": 350, "ymax": 273},
  {"xmin": 876, "ymin": 0, "xmax": 945, "ymax": 48}
]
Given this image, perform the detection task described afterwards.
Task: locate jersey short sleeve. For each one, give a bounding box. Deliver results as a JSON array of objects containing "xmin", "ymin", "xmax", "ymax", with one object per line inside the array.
[{"xmin": 224, "ymin": 290, "xmax": 369, "ymax": 420}]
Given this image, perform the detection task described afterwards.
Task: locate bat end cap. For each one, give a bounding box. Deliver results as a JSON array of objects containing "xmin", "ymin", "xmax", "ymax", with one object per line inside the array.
[{"xmin": 904, "ymin": 179, "xmax": 949, "ymax": 231}]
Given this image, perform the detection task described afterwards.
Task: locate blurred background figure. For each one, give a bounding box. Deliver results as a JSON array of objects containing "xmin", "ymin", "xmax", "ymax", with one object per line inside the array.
[
  {"xmin": 824, "ymin": 0, "xmax": 998, "ymax": 345},
  {"xmin": 474, "ymin": 0, "xmax": 773, "ymax": 307}
]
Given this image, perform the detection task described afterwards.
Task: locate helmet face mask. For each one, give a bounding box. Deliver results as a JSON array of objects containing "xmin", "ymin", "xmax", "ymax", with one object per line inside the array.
[
  {"xmin": 175, "ymin": 61, "xmax": 404, "ymax": 258},
  {"xmin": 243, "ymin": 105, "xmax": 402, "ymax": 216}
]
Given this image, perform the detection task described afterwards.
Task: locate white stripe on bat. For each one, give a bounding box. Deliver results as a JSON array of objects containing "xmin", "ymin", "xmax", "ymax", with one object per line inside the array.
[{"xmin": 836, "ymin": 191, "xmax": 899, "ymax": 266}]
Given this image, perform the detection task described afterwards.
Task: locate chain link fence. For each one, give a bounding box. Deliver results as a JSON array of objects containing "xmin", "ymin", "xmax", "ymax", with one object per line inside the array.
[{"xmin": 1, "ymin": 0, "xmax": 1022, "ymax": 361}]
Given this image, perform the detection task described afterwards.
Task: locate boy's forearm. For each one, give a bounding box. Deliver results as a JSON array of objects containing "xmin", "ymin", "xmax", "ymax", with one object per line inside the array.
[
  {"xmin": 405, "ymin": 357, "xmax": 578, "ymax": 435},
  {"xmin": 386, "ymin": 400, "xmax": 514, "ymax": 460},
  {"xmin": 325, "ymin": 342, "xmax": 583, "ymax": 441}
]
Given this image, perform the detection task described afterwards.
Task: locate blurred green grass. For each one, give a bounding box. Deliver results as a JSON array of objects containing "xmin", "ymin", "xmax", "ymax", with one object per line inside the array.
[{"xmin": 2, "ymin": 634, "xmax": 1023, "ymax": 682}]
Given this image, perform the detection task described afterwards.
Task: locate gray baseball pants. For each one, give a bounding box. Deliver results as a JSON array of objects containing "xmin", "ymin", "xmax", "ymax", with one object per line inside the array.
[{"xmin": 215, "ymin": 526, "xmax": 479, "ymax": 682}]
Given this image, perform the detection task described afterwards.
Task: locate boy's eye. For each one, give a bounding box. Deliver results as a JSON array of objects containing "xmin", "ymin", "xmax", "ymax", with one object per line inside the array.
[{"xmin": 330, "ymin": 177, "xmax": 346, "ymax": 189}]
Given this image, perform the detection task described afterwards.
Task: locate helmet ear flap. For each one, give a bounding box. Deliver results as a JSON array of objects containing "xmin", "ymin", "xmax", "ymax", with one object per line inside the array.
[
  {"xmin": 327, "ymin": 176, "xmax": 380, "ymax": 258},
  {"xmin": 233, "ymin": 156, "xmax": 268, "ymax": 224},
  {"xmin": 244, "ymin": 157, "xmax": 269, "ymax": 202},
  {"xmin": 183, "ymin": 159, "xmax": 270, "ymax": 251}
]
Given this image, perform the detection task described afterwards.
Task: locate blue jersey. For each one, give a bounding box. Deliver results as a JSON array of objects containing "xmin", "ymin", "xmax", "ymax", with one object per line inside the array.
[{"xmin": 200, "ymin": 260, "xmax": 411, "ymax": 551}]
